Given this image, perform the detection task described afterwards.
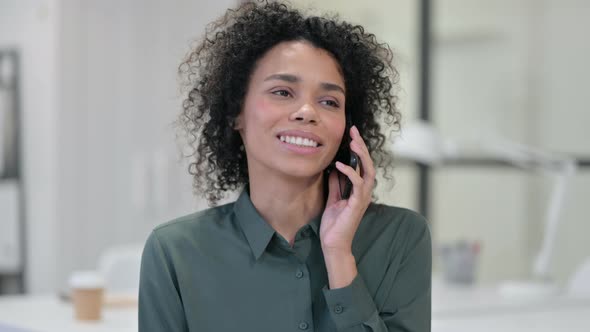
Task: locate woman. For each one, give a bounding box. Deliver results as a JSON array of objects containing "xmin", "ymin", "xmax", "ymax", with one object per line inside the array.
[{"xmin": 139, "ymin": 1, "xmax": 431, "ymax": 331}]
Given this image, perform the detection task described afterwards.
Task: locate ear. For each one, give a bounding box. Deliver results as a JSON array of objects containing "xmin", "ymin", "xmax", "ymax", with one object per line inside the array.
[{"xmin": 233, "ymin": 114, "xmax": 243, "ymax": 130}]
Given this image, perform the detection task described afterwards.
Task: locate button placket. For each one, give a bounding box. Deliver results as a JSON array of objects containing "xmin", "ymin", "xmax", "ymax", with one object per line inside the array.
[
  {"xmin": 293, "ymin": 263, "xmax": 312, "ymax": 331},
  {"xmin": 295, "ymin": 269, "xmax": 304, "ymax": 279},
  {"xmin": 298, "ymin": 321, "xmax": 309, "ymax": 330}
]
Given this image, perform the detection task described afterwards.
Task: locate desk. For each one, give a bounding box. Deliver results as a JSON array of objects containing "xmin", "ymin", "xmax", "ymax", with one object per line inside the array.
[
  {"xmin": 433, "ymin": 278, "xmax": 590, "ymax": 316},
  {"xmin": 432, "ymin": 278, "xmax": 590, "ymax": 331},
  {"xmin": 0, "ymin": 284, "xmax": 589, "ymax": 332},
  {"xmin": 433, "ymin": 307, "xmax": 590, "ymax": 332},
  {"xmin": 0, "ymin": 295, "xmax": 136, "ymax": 332}
]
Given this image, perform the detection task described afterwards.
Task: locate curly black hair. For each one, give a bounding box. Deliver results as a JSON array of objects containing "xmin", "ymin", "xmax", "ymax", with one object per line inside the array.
[{"xmin": 177, "ymin": 0, "xmax": 401, "ymax": 205}]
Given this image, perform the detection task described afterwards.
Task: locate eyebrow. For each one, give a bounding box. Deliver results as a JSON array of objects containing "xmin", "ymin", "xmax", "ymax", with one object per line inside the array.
[{"xmin": 264, "ymin": 73, "xmax": 345, "ymax": 94}]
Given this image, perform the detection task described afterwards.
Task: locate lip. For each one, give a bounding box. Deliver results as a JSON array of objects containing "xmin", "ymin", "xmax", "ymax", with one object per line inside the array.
[
  {"xmin": 276, "ymin": 129, "xmax": 324, "ymax": 155},
  {"xmin": 277, "ymin": 139, "xmax": 322, "ymax": 155},
  {"xmin": 276, "ymin": 130, "xmax": 323, "ymax": 146}
]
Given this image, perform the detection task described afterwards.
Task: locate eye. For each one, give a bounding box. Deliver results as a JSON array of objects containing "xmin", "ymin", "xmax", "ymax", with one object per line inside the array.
[
  {"xmin": 271, "ymin": 89, "xmax": 292, "ymax": 97},
  {"xmin": 320, "ymin": 99, "xmax": 340, "ymax": 108}
]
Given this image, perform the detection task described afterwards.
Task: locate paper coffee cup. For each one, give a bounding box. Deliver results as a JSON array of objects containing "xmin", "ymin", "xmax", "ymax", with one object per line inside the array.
[{"xmin": 69, "ymin": 270, "xmax": 105, "ymax": 321}]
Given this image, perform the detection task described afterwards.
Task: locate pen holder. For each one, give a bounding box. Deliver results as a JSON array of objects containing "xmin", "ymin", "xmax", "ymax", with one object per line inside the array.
[{"xmin": 439, "ymin": 240, "xmax": 480, "ymax": 285}]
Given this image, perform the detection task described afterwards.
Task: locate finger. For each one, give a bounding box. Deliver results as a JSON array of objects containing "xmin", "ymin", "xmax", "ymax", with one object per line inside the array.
[
  {"xmin": 335, "ymin": 161, "xmax": 364, "ymax": 188},
  {"xmin": 335, "ymin": 161, "xmax": 366, "ymax": 204},
  {"xmin": 350, "ymin": 140, "xmax": 376, "ymax": 181},
  {"xmin": 351, "ymin": 126, "xmax": 370, "ymax": 156}
]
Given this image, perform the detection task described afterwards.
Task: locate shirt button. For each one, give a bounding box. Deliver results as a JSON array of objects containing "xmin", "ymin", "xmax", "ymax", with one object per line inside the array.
[
  {"xmin": 334, "ymin": 304, "xmax": 344, "ymax": 314},
  {"xmin": 295, "ymin": 269, "xmax": 304, "ymax": 279},
  {"xmin": 298, "ymin": 321, "xmax": 309, "ymax": 330}
]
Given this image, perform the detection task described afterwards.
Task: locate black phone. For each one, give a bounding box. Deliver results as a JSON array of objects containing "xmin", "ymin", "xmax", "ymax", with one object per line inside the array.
[
  {"xmin": 340, "ymin": 150, "xmax": 359, "ymax": 199},
  {"xmin": 333, "ymin": 115, "xmax": 361, "ymax": 199}
]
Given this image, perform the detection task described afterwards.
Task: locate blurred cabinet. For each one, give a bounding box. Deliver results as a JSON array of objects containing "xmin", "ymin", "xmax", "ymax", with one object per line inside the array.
[
  {"xmin": 0, "ymin": 51, "xmax": 24, "ymax": 293},
  {"xmin": 0, "ymin": 180, "xmax": 20, "ymax": 273}
]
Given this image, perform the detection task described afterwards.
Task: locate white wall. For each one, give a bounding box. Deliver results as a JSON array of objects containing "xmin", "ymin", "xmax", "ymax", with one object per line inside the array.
[
  {"xmin": 0, "ymin": 0, "xmax": 236, "ymax": 293},
  {"xmin": 530, "ymin": 0, "xmax": 590, "ymax": 284},
  {"xmin": 431, "ymin": 0, "xmax": 535, "ymax": 283},
  {"xmin": 426, "ymin": 0, "xmax": 590, "ymax": 285},
  {"xmin": 52, "ymin": 0, "xmax": 237, "ymax": 292},
  {"xmin": 0, "ymin": 0, "xmax": 60, "ymax": 293}
]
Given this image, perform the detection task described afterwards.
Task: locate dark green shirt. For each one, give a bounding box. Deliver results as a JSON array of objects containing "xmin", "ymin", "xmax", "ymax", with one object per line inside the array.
[{"xmin": 139, "ymin": 189, "xmax": 431, "ymax": 331}]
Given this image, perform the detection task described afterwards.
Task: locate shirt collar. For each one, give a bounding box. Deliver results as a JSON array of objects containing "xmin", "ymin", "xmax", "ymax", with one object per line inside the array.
[
  {"xmin": 233, "ymin": 187, "xmax": 276, "ymax": 260},
  {"xmin": 233, "ymin": 186, "xmax": 324, "ymax": 260}
]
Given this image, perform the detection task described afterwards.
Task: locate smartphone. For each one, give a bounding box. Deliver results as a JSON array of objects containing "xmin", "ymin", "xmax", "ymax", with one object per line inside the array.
[
  {"xmin": 333, "ymin": 115, "xmax": 361, "ymax": 199},
  {"xmin": 340, "ymin": 150, "xmax": 359, "ymax": 199}
]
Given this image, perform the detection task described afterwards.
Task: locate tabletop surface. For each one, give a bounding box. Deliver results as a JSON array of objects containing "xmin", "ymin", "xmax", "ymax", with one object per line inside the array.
[
  {"xmin": 0, "ymin": 295, "xmax": 136, "ymax": 332},
  {"xmin": 1, "ymin": 280, "xmax": 589, "ymax": 332}
]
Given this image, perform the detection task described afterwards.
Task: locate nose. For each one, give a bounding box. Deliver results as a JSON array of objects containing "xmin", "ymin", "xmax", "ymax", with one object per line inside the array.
[{"xmin": 289, "ymin": 103, "xmax": 319, "ymax": 124}]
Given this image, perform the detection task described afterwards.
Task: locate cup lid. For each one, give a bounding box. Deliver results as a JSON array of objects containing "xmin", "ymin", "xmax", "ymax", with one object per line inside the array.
[{"xmin": 69, "ymin": 270, "xmax": 105, "ymax": 289}]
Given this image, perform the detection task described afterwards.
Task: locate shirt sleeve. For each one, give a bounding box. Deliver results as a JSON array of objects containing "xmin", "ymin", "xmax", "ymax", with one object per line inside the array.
[
  {"xmin": 322, "ymin": 217, "xmax": 432, "ymax": 332},
  {"xmin": 138, "ymin": 231, "xmax": 189, "ymax": 332}
]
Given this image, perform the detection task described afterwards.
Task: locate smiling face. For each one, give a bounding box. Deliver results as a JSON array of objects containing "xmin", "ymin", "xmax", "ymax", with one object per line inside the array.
[{"xmin": 235, "ymin": 40, "xmax": 347, "ymax": 181}]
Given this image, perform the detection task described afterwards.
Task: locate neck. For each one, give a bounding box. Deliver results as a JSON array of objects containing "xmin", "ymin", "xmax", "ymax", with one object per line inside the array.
[{"xmin": 248, "ymin": 170, "xmax": 325, "ymax": 246}]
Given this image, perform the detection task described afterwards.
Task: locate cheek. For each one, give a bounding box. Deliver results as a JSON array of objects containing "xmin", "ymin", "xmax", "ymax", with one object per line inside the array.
[
  {"xmin": 240, "ymin": 96, "xmax": 264, "ymax": 132},
  {"xmin": 252, "ymin": 98, "xmax": 271, "ymax": 117},
  {"xmin": 323, "ymin": 116, "xmax": 347, "ymax": 159},
  {"xmin": 245, "ymin": 98, "xmax": 276, "ymax": 126},
  {"xmin": 329, "ymin": 117, "xmax": 347, "ymax": 143}
]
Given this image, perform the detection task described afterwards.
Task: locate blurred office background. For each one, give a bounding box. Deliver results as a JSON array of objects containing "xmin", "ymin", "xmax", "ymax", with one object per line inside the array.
[{"xmin": 0, "ymin": 0, "xmax": 588, "ymax": 302}]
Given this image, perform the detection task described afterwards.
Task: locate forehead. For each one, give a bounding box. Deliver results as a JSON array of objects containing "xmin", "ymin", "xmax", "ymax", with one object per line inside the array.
[{"xmin": 250, "ymin": 40, "xmax": 344, "ymax": 85}]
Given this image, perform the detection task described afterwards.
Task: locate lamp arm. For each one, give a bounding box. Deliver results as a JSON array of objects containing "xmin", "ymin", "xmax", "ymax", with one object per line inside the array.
[{"xmin": 532, "ymin": 160, "xmax": 577, "ymax": 279}]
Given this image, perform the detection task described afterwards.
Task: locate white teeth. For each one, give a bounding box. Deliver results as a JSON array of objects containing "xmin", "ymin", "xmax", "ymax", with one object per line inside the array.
[{"xmin": 279, "ymin": 135, "xmax": 319, "ymax": 147}]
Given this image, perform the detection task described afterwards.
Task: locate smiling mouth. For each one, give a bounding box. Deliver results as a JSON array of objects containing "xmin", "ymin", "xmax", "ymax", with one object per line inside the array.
[{"xmin": 278, "ymin": 135, "xmax": 322, "ymax": 148}]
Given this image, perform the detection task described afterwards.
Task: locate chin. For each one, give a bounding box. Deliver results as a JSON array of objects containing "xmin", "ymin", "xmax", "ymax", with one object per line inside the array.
[{"xmin": 276, "ymin": 163, "xmax": 327, "ymax": 181}]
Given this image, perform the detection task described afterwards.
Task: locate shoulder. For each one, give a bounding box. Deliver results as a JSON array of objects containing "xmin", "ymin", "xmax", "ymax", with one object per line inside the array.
[
  {"xmin": 150, "ymin": 202, "xmax": 235, "ymax": 247},
  {"xmin": 363, "ymin": 203, "xmax": 429, "ymax": 236},
  {"xmin": 354, "ymin": 203, "xmax": 431, "ymax": 260}
]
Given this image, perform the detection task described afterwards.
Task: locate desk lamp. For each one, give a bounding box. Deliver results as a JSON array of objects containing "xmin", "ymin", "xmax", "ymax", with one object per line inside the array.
[{"xmin": 392, "ymin": 121, "xmax": 578, "ymax": 298}]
